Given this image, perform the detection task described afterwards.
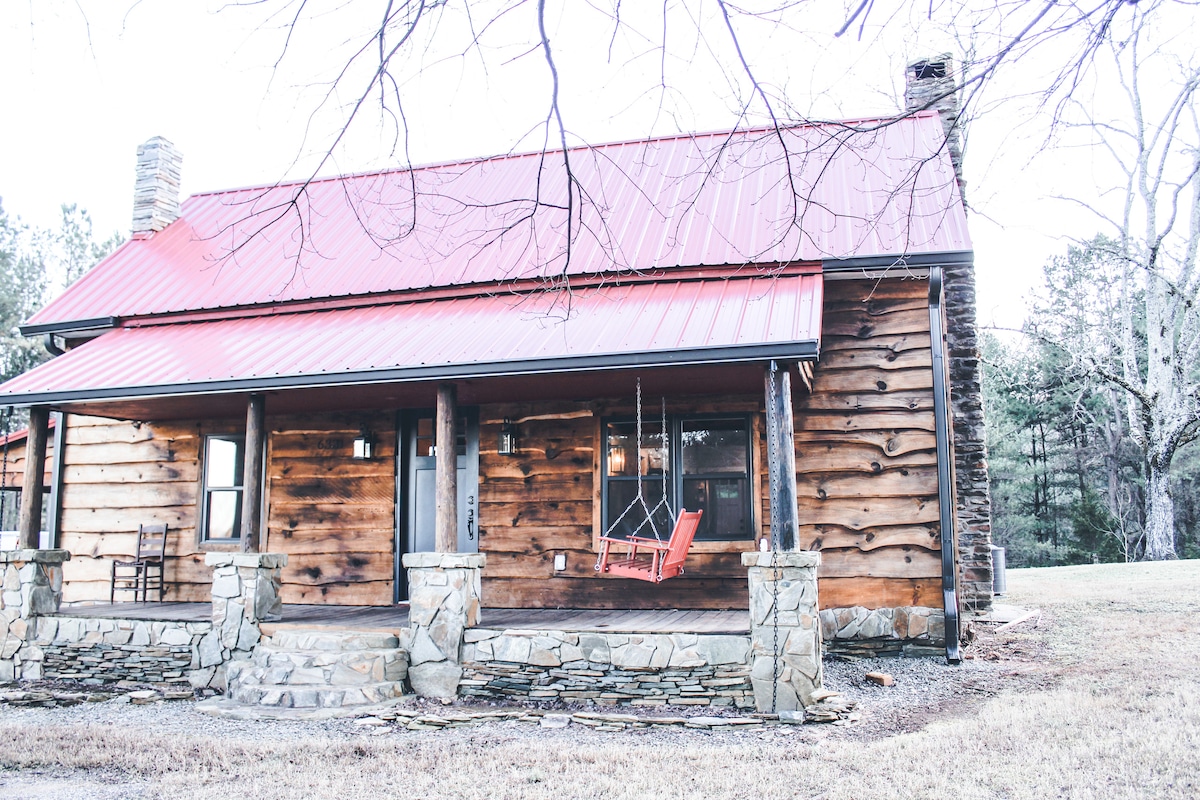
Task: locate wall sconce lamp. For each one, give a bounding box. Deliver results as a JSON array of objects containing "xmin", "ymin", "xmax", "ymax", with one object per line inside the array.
[
  {"xmin": 353, "ymin": 425, "xmax": 375, "ymax": 460},
  {"xmin": 608, "ymin": 444, "xmax": 626, "ymax": 475},
  {"xmin": 498, "ymin": 418, "xmax": 518, "ymax": 456}
]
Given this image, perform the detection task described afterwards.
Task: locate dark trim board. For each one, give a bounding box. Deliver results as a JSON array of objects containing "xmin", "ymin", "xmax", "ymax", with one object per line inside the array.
[
  {"xmin": 20, "ymin": 316, "xmax": 119, "ymax": 336},
  {"xmin": 1, "ymin": 341, "xmax": 820, "ymax": 407}
]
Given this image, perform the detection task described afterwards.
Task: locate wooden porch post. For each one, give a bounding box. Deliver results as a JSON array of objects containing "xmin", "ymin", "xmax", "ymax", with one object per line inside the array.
[
  {"xmin": 240, "ymin": 394, "xmax": 266, "ymax": 553},
  {"xmin": 765, "ymin": 362, "xmax": 799, "ymax": 551},
  {"xmin": 435, "ymin": 383, "xmax": 458, "ymax": 553},
  {"xmin": 17, "ymin": 406, "xmax": 50, "ymax": 550}
]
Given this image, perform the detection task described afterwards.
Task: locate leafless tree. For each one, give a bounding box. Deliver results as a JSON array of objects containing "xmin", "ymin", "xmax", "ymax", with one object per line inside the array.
[
  {"xmin": 1030, "ymin": 3, "xmax": 1200, "ymax": 560},
  {"xmin": 214, "ymin": 0, "xmax": 1182, "ymax": 274}
]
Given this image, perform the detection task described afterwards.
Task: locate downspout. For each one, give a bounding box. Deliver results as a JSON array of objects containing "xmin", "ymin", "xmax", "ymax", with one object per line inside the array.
[
  {"xmin": 43, "ymin": 334, "xmax": 64, "ymax": 357},
  {"xmin": 928, "ymin": 267, "xmax": 962, "ymax": 664}
]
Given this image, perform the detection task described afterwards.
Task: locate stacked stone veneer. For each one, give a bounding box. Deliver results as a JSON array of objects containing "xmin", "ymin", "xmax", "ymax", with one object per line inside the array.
[
  {"xmin": 460, "ymin": 631, "xmax": 754, "ymax": 708},
  {"xmin": 33, "ymin": 616, "xmax": 214, "ymax": 686},
  {"xmin": 204, "ymin": 552, "xmax": 287, "ymax": 689},
  {"xmin": 402, "ymin": 552, "xmax": 484, "ymax": 698},
  {"xmin": 226, "ymin": 629, "xmax": 409, "ymax": 709},
  {"xmin": 744, "ymin": 551, "xmax": 822, "ymax": 711},
  {"xmin": 821, "ymin": 606, "xmax": 945, "ymax": 657},
  {"xmin": 1, "ymin": 550, "xmax": 70, "ymax": 682}
]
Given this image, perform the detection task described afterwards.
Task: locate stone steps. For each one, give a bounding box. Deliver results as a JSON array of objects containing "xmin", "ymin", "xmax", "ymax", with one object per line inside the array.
[{"xmin": 223, "ymin": 627, "xmax": 410, "ymax": 710}]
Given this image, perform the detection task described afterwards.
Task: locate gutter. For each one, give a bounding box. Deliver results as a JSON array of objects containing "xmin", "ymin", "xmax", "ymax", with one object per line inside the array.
[{"xmin": 928, "ymin": 266, "xmax": 962, "ymax": 664}]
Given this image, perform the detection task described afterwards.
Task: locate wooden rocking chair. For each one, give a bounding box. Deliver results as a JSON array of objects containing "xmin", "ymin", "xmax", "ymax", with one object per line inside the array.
[
  {"xmin": 110, "ymin": 523, "xmax": 167, "ymax": 603},
  {"xmin": 596, "ymin": 510, "xmax": 703, "ymax": 583}
]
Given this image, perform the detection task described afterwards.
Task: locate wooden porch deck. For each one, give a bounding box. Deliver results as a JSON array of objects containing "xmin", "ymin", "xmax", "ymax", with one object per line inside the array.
[{"xmin": 55, "ymin": 603, "xmax": 749, "ymax": 635}]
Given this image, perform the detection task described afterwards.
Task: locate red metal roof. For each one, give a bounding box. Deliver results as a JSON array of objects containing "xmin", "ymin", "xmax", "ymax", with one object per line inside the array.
[
  {"xmin": 27, "ymin": 114, "xmax": 965, "ymax": 328},
  {"xmin": 1, "ymin": 274, "xmax": 823, "ymax": 405}
]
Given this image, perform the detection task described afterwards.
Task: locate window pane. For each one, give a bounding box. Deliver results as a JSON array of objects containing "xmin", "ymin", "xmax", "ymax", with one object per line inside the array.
[
  {"xmin": 605, "ymin": 480, "xmax": 672, "ymax": 540},
  {"xmin": 206, "ymin": 438, "xmax": 244, "ymax": 488},
  {"xmin": 206, "ymin": 490, "xmax": 242, "ymax": 539},
  {"xmin": 606, "ymin": 422, "xmax": 668, "ymax": 478},
  {"xmin": 683, "ymin": 477, "xmax": 750, "ymax": 540},
  {"xmin": 681, "ymin": 419, "xmax": 748, "ymax": 475},
  {"xmin": 417, "ymin": 416, "xmax": 468, "ymax": 457}
]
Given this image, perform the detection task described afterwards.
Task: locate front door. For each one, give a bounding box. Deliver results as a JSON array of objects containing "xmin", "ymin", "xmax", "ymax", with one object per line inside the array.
[{"xmin": 397, "ymin": 409, "xmax": 479, "ymax": 600}]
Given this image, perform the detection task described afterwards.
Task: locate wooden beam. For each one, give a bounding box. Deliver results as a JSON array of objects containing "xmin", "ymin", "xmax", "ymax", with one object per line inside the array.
[
  {"xmin": 18, "ymin": 406, "xmax": 49, "ymax": 549},
  {"xmin": 765, "ymin": 362, "xmax": 799, "ymax": 551},
  {"xmin": 240, "ymin": 394, "xmax": 266, "ymax": 553},
  {"xmin": 436, "ymin": 382, "xmax": 458, "ymax": 553}
]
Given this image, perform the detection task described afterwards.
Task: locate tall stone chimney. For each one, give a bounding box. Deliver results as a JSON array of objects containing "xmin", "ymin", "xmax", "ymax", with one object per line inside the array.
[
  {"xmin": 905, "ymin": 55, "xmax": 994, "ymax": 612},
  {"xmin": 904, "ymin": 54, "xmax": 965, "ymax": 199},
  {"xmin": 132, "ymin": 137, "xmax": 182, "ymax": 234}
]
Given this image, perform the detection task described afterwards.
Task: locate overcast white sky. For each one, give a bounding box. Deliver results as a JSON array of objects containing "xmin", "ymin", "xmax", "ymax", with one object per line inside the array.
[{"xmin": 0, "ymin": 1, "xmax": 1163, "ymax": 331}]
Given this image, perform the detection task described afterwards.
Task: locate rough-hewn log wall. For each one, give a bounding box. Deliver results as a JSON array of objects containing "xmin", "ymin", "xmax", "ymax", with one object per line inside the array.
[
  {"xmin": 265, "ymin": 412, "xmax": 395, "ymax": 605},
  {"xmin": 56, "ymin": 413, "xmax": 395, "ymax": 605},
  {"xmin": 477, "ymin": 399, "xmax": 759, "ymax": 610},
  {"xmin": 792, "ymin": 277, "xmax": 943, "ymax": 611},
  {"xmin": 58, "ymin": 415, "xmax": 209, "ymax": 601}
]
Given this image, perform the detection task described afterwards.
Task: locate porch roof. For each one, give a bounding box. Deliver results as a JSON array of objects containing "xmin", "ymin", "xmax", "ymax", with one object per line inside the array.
[{"xmin": 0, "ymin": 273, "xmax": 822, "ymax": 410}]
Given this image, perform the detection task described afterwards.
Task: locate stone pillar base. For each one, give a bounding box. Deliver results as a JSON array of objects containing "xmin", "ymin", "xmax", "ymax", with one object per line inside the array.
[
  {"xmin": 743, "ymin": 550, "xmax": 822, "ymax": 712},
  {"xmin": 0, "ymin": 549, "xmax": 72, "ymax": 682},
  {"xmin": 203, "ymin": 552, "xmax": 287, "ymax": 688},
  {"xmin": 402, "ymin": 552, "xmax": 485, "ymax": 698}
]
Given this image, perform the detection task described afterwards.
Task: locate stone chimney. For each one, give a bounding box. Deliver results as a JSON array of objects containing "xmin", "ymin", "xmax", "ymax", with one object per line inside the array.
[
  {"xmin": 132, "ymin": 137, "xmax": 182, "ymax": 234},
  {"xmin": 905, "ymin": 55, "xmax": 993, "ymax": 613},
  {"xmin": 904, "ymin": 54, "xmax": 964, "ymax": 199}
]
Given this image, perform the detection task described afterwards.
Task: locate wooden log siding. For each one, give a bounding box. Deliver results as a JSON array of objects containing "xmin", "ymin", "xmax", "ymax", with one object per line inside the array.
[
  {"xmin": 55, "ymin": 412, "xmax": 397, "ymax": 606},
  {"xmin": 792, "ymin": 277, "xmax": 943, "ymax": 611},
  {"xmin": 264, "ymin": 412, "xmax": 396, "ymax": 605},
  {"xmin": 477, "ymin": 400, "xmax": 758, "ymax": 610},
  {"xmin": 57, "ymin": 415, "xmax": 208, "ymax": 602}
]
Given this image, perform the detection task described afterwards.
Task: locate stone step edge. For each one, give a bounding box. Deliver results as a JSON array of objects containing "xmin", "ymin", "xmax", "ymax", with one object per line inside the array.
[
  {"xmin": 229, "ymin": 680, "xmax": 406, "ymax": 707},
  {"xmin": 196, "ymin": 695, "xmax": 411, "ymax": 721},
  {"xmin": 260, "ymin": 622, "xmax": 409, "ymax": 638},
  {"xmin": 252, "ymin": 644, "xmax": 410, "ymax": 660}
]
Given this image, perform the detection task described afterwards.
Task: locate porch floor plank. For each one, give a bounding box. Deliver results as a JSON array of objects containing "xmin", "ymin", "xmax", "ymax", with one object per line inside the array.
[{"xmin": 54, "ymin": 603, "xmax": 748, "ymax": 634}]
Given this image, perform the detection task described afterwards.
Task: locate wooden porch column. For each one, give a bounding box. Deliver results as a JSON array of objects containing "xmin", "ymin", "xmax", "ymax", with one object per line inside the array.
[
  {"xmin": 240, "ymin": 394, "xmax": 266, "ymax": 553},
  {"xmin": 435, "ymin": 383, "xmax": 458, "ymax": 553},
  {"xmin": 17, "ymin": 406, "xmax": 50, "ymax": 550},
  {"xmin": 765, "ymin": 362, "xmax": 799, "ymax": 551}
]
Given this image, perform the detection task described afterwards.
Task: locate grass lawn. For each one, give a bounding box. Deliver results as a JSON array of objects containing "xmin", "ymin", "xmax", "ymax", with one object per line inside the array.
[{"xmin": 1, "ymin": 560, "xmax": 1198, "ymax": 799}]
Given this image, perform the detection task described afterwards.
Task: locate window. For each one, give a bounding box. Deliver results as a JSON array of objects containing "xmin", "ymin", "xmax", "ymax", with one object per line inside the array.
[
  {"xmin": 602, "ymin": 416, "xmax": 753, "ymax": 542},
  {"xmin": 202, "ymin": 435, "xmax": 245, "ymax": 541}
]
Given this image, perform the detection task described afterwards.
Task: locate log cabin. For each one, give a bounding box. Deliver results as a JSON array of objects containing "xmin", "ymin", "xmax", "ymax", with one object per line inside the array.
[{"xmin": 0, "ymin": 60, "xmax": 993, "ymax": 665}]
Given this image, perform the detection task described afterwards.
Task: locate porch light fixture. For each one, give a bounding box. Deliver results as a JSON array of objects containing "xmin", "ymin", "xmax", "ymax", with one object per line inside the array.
[
  {"xmin": 497, "ymin": 419, "xmax": 518, "ymax": 456},
  {"xmin": 352, "ymin": 426, "xmax": 375, "ymax": 460},
  {"xmin": 608, "ymin": 444, "xmax": 626, "ymax": 475}
]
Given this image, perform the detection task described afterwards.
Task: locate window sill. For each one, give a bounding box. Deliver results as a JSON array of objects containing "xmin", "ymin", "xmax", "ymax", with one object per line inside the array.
[{"xmin": 197, "ymin": 540, "xmax": 243, "ymax": 552}]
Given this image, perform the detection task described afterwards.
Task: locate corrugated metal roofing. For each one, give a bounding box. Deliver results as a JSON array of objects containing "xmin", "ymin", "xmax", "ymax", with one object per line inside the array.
[
  {"xmin": 28, "ymin": 114, "xmax": 965, "ymax": 327},
  {"xmin": 2, "ymin": 274, "xmax": 823, "ymax": 404}
]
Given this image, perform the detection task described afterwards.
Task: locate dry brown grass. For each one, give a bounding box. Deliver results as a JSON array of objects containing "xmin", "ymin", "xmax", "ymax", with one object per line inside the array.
[{"xmin": 2, "ymin": 561, "xmax": 1199, "ymax": 799}]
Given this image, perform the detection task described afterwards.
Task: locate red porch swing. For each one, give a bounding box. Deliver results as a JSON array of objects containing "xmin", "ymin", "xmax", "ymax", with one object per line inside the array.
[{"xmin": 594, "ymin": 380, "xmax": 703, "ymax": 583}]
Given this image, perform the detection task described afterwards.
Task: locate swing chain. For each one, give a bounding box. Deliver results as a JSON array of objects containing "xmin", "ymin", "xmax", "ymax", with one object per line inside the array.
[{"xmin": 766, "ymin": 364, "xmax": 782, "ymax": 714}]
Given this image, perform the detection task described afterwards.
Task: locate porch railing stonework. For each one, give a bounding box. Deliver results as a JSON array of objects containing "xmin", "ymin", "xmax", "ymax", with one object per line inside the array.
[
  {"xmin": 743, "ymin": 550, "xmax": 823, "ymax": 712},
  {"xmin": 0, "ymin": 549, "xmax": 70, "ymax": 681},
  {"xmin": 820, "ymin": 606, "xmax": 946, "ymax": 657},
  {"xmin": 402, "ymin": 552, "xmax": 485, "ymax": 698},
  {"xmin": 204, "ymin": 552, "xmax": 287, "ymax": 689},
  {"xmin": 460, "ymin": 631, "xmax": 754, "ymax": 707}
]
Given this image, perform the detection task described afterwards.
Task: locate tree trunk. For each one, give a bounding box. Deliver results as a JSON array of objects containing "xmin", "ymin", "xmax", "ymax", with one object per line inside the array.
[{"xmin": 1143, "ymin": 462, "xmax": 1178, "ymax": 560}]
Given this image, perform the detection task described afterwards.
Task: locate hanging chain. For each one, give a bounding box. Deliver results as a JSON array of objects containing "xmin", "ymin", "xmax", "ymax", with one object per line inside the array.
[{"xmin": 766, "ymin": 364, "xmax": 782, "ymax": 714}]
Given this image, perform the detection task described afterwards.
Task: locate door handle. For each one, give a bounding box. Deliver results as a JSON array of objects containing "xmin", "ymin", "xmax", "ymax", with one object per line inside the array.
[{"xmin": 467, "ymin": 495, "xmax": 476, "ymax": 540}]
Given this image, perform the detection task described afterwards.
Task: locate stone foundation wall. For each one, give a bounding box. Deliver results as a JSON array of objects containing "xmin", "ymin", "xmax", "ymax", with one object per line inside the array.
[
  {"xmin": 460, "ymin": 630, "xmax": 754, "ymax": 709},
  {"xmin": 27, "ymin": 616, "xmax": 217, "ymax": 687},
  {"xmin": 820, "ymin": 605, "xmax": 945, "ymax": 657}
]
